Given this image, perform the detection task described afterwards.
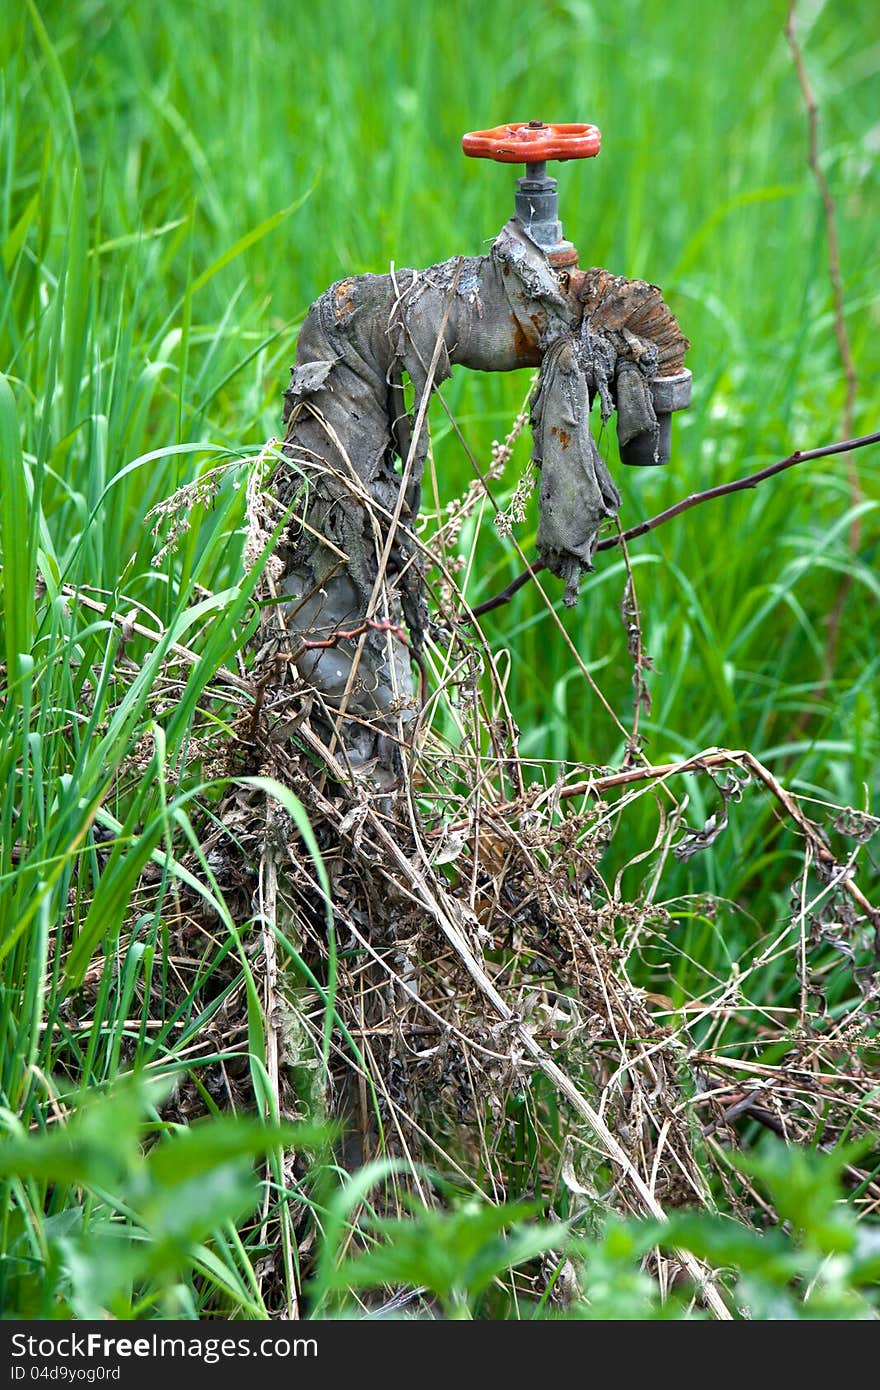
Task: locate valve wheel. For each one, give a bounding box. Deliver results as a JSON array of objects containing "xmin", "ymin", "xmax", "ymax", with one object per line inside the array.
[{"xmin": 462, "ymin": 120, "xmax": 601, "ymax": 163}]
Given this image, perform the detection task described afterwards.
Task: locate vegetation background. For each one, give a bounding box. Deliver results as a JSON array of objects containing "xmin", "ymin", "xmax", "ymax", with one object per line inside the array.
[{"xmin": 0, "ymin": 0, "xmax": 878, "ymax": 1319}]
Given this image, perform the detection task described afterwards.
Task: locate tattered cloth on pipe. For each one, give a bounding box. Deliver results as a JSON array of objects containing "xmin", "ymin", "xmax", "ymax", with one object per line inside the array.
[
  {"xmin": 264, "ymin": 221, "xmax": 689, "ymax": 778},
  {"xmin": 271, "ymin": 224, "xmax": 579, "ymax": 688},
  {"xmin": 531, "ymin": 333, "xmax": 622, "ymax": 607},
  {"xmin": 531, "ymin": 268, "xmax": 690, "ymax": 605}
]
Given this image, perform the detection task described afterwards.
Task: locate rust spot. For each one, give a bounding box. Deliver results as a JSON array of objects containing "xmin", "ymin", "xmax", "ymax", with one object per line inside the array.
[
  {"xmin": 334, "ymin": 279, "xmax": 356, "ymax": 320},
  {"xmin": 558, "ymin": 429, "xmax": 571, "ymax": 450},
  {"xmin": 509, "ymin": 312, "xmax": 541, "ymax": 366},
  {"xmin": 550, "ymin": 425, "xmax": 557, "ymax": 435},
  {"xmin": 568, "ymin": 268, "xmax": 589, "ymax": 301}
]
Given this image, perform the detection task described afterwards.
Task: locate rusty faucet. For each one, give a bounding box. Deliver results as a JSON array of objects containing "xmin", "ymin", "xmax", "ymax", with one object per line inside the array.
[
  {"xmin": 462, "ymin": 121, "xmax": 692, "ymax": 465},
  {"xmin": 261, "ymin": 121, "xmax": 692, "ymax": 785}
]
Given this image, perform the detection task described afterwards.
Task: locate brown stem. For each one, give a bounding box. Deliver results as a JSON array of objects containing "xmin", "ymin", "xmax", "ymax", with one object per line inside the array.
[
  {"xmin": 617, "ymin": 521, "xmax": 649, "ymax": 755},
  {"xmin": 786, "ymin": 4, "xmax": 858, "ymax": 450},
  {"xmin": 297, "ymin": 617, "xmax": 410, "ymax": 653},
  {"xmin": 786, "ymin": 2, "xmax": 860, "ymax": 697}
]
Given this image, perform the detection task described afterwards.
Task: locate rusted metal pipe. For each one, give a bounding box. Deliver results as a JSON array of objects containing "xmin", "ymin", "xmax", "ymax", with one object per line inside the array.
[{"xmin": 262, "ymin": 122, "xmax": 691, "ymax": 785}]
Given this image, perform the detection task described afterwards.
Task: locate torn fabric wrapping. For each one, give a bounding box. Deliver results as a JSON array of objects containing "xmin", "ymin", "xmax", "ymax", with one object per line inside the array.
[
  {"xmin": 262, "ymin": 224, "xmax": 688, "ymax": 783},
  {"xmin": 532, "ymin": 334, "xmax": 622, "ymax": 606},
  {"xmin": 615, "ymin": 359, "xmax": 660, "ymax": 453}
]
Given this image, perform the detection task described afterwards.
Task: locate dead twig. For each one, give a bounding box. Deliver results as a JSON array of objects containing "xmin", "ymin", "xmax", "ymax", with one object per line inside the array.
[
  {"xmin": 431, "ymin": 745, "xmax": 878, "ymax": 934},
  {"xmin": 467, "ymin": 430, "xmax": 880, "ymax": 621},
  {"xmin": 297, "ymin": 617, "xmax": 410, "ymax": 653}
]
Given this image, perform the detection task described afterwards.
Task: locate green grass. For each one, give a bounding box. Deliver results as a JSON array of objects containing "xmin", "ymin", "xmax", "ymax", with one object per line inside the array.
[{"xmin": 0, "ymin": 0, "xmax": 878, "ymax": 1319}]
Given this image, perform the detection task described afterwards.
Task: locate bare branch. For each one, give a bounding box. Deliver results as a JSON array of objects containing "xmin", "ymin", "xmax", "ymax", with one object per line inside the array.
[{"xmin": 467, "ymin": 429, "xmax": 880, "ymax": 622}]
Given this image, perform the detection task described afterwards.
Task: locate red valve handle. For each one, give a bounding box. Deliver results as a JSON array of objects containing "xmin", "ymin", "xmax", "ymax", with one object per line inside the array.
[{"xmin": 462, "ymin": 121, "xmax": 601, "ymax": 163}]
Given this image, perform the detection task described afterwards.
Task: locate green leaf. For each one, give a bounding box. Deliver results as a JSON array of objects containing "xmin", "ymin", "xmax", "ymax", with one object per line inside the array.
[
  {"xmin": 147, "ymin": 1116, "xmax": 328, "ymax": 1186},
  {"xmin": 0, "ymin": 374, "xmax": 32, "ymax": 679},
  {"xmin": 190, "ymin": 193, "xmax": 313, "ymax": 296},
  {"xmin": 330, "ymin": 1198, "xmax": 567, "ymax": 1307},
  {"xmin": 0, "ymin": 1073, "xmax": 168, "ymax": 1189},
  {"xmin": 733, "ymin": 1142, "xmax": 862, "ymax": 1255}
]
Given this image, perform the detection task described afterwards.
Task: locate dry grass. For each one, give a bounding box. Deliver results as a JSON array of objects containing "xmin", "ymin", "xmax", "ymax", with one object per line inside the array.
[{"xmin": 136, "ymin": 386, "xmax": 875, "ymax": 1316}]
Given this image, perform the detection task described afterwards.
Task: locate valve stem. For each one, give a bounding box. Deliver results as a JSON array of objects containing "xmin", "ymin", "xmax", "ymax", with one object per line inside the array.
[{"xmin": 514, "ymin": 161, "xmax": 577, "ymax": 267}]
